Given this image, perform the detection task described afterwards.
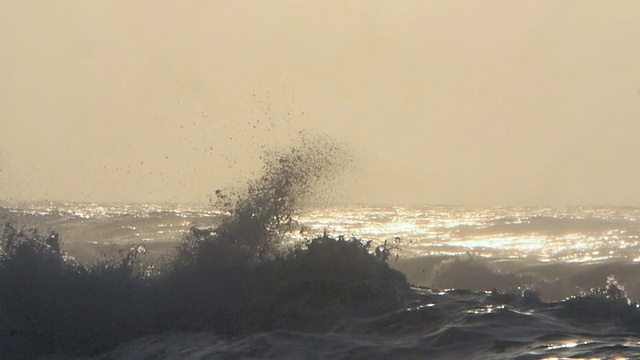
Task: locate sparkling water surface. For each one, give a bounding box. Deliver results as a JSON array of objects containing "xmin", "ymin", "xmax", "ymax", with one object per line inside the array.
[{"xmin": 5, "ymin": 202, "xmax": 640, "ymax": 263}]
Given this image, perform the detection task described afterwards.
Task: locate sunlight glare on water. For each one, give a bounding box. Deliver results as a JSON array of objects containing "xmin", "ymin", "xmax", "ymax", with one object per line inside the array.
[
  {"xmin": 7, "ymin": 203, "xmax": 640, "ymax": 263},
  {"xmin": 298, "ymin": 205, "xmax": 640, "ymax": 263}
]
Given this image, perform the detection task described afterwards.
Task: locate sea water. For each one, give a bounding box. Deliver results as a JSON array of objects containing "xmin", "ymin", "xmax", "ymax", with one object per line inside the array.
[{"xmin": 3, "ymin": 202, "xmax": 640, "ymax": 359}]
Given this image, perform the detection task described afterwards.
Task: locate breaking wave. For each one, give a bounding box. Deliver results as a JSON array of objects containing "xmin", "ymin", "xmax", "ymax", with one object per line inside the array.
[{"xmin": 0, "ymin": 136, "xmax": 408, "ymax": 359}]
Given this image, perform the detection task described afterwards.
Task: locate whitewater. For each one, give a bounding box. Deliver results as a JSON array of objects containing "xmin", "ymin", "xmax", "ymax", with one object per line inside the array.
[{"xmin": 3, "ymin": 202, "xmax": 640, "ymax": 359}]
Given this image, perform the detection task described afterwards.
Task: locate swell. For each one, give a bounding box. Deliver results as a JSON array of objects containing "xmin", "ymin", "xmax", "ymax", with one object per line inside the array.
[
  {"xmin": 92, "ymin": 283, "xmax": 640, "ymax": 359},
  {"xmin": 395, "ymin": 255, "xmax": 640, "ymax": 301}
]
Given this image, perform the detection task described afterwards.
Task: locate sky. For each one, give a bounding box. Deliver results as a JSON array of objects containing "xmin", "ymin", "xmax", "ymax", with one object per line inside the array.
[{"xmin": 2, "ymin": 1, "xmax": 640, "ymax": 206}]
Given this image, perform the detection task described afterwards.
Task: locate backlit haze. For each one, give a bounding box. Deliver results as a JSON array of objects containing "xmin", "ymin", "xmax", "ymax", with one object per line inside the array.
[{"xmin": 2, "ymin": 1, "xmax": 640, "ymax": 206}]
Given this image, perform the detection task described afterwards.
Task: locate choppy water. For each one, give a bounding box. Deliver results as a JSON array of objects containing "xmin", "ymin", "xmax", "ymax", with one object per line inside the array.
[
  {"xmin": 7, "ymin": 202, "xmax": 640, "ymax": 262},
  {"xmin": 4, "ymin": 202, "xmax": 640, "ymax": 359}
]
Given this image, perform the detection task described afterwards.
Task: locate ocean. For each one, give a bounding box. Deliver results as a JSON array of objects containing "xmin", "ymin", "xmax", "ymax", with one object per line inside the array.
[
  {"xmin": 2, "ymin": 139, "xmax": 640, "ymax": 359},
  {"xmin": 3, "ymin": 202, "xmax": 640, "ymax": 359}
]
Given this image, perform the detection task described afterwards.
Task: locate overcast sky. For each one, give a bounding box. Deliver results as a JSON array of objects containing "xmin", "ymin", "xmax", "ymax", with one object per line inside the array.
[{"xmin": 2, "ymin": 1, "xmax": 640, "ymax": 206}]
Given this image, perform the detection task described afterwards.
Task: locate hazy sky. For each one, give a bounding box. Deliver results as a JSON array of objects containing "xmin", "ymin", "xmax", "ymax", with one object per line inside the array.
[{"xmin": 2, "ymin": 1, "xmax": 640, "ymax": 206}]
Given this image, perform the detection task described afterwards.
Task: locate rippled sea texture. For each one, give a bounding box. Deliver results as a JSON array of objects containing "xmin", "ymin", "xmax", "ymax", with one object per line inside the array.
[
  {"xmin": 4, "ymin": 203, "xmax": 640, "ymax": 359},
  {"xmin": 6, "ymin": 203, "xmax": 640, "ymax": 262},
  {"xmin": 300, "ymin": 205, "xmax": 640, "ymax": 262}
]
